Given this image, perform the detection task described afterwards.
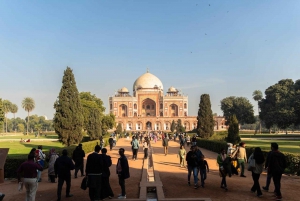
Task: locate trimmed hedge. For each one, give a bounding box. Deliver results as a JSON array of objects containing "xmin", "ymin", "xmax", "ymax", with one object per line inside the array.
[
  {"xmin": 197, "ymin": 138, "xmax": 300, "ymax": 175},
  {"xmin": 4, "ymin": 137, "xmax": 110, "ymax": 178}
]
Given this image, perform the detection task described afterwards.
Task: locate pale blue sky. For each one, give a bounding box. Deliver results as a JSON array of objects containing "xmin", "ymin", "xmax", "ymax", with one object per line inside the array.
[{"xmin": 1, "ymin": 0, "xmax": 300, "ymax": 119}]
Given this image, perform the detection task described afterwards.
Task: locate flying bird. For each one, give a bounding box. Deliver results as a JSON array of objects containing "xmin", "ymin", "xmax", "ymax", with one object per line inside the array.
[{"xmin": 209, "ymin": 4, "xmax": 210, "ymax": 6}]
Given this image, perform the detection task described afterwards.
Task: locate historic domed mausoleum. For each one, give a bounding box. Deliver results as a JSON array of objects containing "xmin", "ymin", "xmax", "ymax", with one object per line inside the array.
[{"xmin": 109, "ymin": 70, "xmax": 226, "ymax": 131}]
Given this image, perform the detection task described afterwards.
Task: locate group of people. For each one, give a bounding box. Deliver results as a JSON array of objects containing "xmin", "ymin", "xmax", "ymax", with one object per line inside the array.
[
  {"xmin": 183, "ymin": 145, "xmax": 209, "ymax": 189},
  {"xmin": 15, "ymin": 142, "xmax": 130, "ymax": 201},
  {"xmin": 217, "ymin": 142, "xmax": 286, "ymax": 200}
]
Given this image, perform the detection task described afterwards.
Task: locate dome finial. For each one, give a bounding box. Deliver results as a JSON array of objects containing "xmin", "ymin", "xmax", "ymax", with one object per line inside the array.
[{"xmin": 147, "ymin": 67, "xmax": 149, "ymax": 73}]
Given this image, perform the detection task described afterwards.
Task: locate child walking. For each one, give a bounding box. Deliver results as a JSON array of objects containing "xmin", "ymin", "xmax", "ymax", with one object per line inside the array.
[{"xmin": 199, "ymin": 155, "xmax": 209, "ymax": 187}]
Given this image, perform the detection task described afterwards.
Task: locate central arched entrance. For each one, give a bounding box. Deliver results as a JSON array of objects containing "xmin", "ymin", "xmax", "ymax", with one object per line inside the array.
[
  {"xmin": 146, "ymin": 121, "xmax": 152, "ymax": 130},
  {"xmin": 142, "ymin": 98, "xmax": 156, "ymax": 117}
]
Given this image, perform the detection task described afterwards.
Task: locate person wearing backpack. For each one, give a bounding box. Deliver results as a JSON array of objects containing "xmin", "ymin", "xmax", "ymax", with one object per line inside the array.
[
  {"xmin": 268, "ymin": 143, "xmax": 286, "ymax": 201},
  {"xmin": 131, "ymin": 136, "xmax": 139, "ymax": 160}
]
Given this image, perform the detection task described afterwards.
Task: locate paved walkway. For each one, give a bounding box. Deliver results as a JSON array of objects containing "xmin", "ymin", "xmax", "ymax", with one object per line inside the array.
[{"xmin": 1, "ymin": 138, "xmax": 300, "ymax": 201}]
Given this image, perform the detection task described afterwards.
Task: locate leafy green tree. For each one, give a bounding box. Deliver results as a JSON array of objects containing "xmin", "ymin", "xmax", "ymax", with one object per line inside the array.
[
  {"xmin": 226, "ymin": 115, "xmax": 241, "ymax": 144},
  {"xmin": 34, "ymin": 124, "xmax": 42, "ymax": 136},
  {"xmin": 294, "ymin": 79, "xmax": 300, "ymax": 126},
  {"xmin": 116, "ymin": 123, "xmax": 122, "ymax": 134},
  {"xmin": 80, "ymin": 92, "xmax": 105, "ymax": 131},
  {"xmin": 259, "ymin": 79, "xmax": 296, "ymax": 130},
  {"xmin": 220, "ymin": 96, "xmax": 255, "ymax": 125},
  {"xmin": 176, "ymin": 119, "xmax": 185, "ymax": 132},
  {"xmin": 3, "ymin": 100, "xmax": 12, "ymax": 133},
  {"xmin": 197, "ymin": 94, "xmax": 214, "ymax": 138},
  {"xmin": 87, "ymin": 108, "xmax": 102, "ymax": 140},
  {"xmin": 53, "ymin": 67, "xmax": 84, "ymax": 146},
  {"xmin": 17, "ymin": 123, "xmax": 25, "ymax": 132},
  {"xmin": 252, "ymin": 90, "xmax": 263, "ymax": 134},
  {"xmin": 102, "ymin": 113, "xmax": 115, "ymax": 135},
  {"xmin": 22, "ymin": 97, "xmax": 35, "ymax": 135},
  {"xmin": 171, "ymin": 120, "xmax": 176, "ymax": 133},
  {"xmin": 0, "ymin": 99, "xmax": 5, "ymax": 133}
]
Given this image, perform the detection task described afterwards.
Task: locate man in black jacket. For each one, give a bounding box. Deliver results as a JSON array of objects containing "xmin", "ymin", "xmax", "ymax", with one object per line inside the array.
[
  {"xmin": 72, "ymin": 144, "xmax": 85, "ymax": 178},
  {"xmin": 54, "ymin": 149, "xmax": 75, "ymax": 201},
  {"xmin": 100, "ymin": 148, "xmax": 114, "ymax": 199},
  {"xmin": 108, "ymin": 136, "xmax": 114, "ymax": 151},
  {"xmin": 116, "ymin": 148, "xmax": 130, "ymax": 199},
  {"xmin": 86, "ymin": 145, "xmax": 103, "ymax": 201},
  {"xmin": 186, "ymin": 146, "xmax": 199, "ymax": 189},
  {"xmin": 268, "ymin": 143, "xmax": 286, "ymax": 201}
]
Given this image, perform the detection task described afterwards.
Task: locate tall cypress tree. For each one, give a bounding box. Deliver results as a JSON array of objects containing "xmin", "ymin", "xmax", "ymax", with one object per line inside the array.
[
  {"xmin": 87, "ymin": 108, "xmax": 102, "ymax": 140},
  {"xmin": 53, "ymin": 67, "xmax": 84, "ymax": 146},
  {"xmin": 0, "ymin": 99, "xmax": 4, "ymax": 133},
  {"xmin": 171, "ymin": 120, "xmax": 176, "ymax": 132},
  {"xmin": 226, "ymin": 115, "xmax": 241, "ymax": 144},
  {"xmin": 197, "ymin": 94, "xmax": 214, "ymax": 138}
]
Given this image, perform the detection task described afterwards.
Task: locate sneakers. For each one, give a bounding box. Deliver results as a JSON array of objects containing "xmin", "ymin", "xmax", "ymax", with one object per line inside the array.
[
  {"xmin": 118, "ymin": 195, "xmax": 126, "ymax": 199},
  {"xmin": 257, "ymin": 194, "xmax": 263, "ymax": 198},
  {"xmin": 240, "ymin": 175, "xmax": 246, "ymax": 177},
  {"xmin": 194, "ymin": 184, "xmax": 199, "ymax": 189},
  {"xmin": 262, "ymin": 186, "xmax": 269, "ymax": 191},
  {"xmin": 274, "ymin": 196, "xmax": 282, "ymax": 201},
  {"xmin": 188, "ymin": 181, "xmax": 191, "ymax": 186}
]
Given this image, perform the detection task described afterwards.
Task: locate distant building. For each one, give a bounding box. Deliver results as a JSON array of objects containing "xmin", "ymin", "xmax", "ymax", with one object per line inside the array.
[{"xmin": 109, "ymin": 70, "xmax": 227, "ymax": 131}]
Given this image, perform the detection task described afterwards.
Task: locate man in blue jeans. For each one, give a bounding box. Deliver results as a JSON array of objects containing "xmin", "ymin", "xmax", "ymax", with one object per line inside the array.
[{"xmin": 186, "ymin": 146, "xmax": 199, "ymax": 189}]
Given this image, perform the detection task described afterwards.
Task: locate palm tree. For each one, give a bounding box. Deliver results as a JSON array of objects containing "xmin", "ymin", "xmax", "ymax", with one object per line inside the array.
[
  {"xmin": 252, "ymin": 90, "xmax": 263, "ymax": 134},
  {"xmin": 22, "ymin": 97, "xmax": 35, "ymax": 135},
  {"xmin": 3, "ymin": 100, "xmax": 12, "ymax": 133},
  {"xmin": 10, "ymin": 104, "xmax": 18, "ymax": 133}
]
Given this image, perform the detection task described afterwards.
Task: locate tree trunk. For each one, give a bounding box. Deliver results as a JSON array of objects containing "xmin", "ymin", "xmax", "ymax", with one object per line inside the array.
[
  {"xmin": 27, "ymin": 111, "xmax": 29, "ymax": 135},
  {"xmin": 5, "ymin": 113, "xmax": 7, "ymax": 133}
]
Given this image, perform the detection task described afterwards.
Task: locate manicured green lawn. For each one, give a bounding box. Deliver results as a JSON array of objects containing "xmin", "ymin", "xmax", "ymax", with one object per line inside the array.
[
  {"xmin": 0, "ymin": 134, "xmax": 58, "ymax": 139},
  {"xmin": 0, "ymin": 140, "xmax": 65, "ymax": 156},
  {"xmin": 240, "ymin": 134, "xmax": 300, "ymax": 138},
  {"xmin": 243, "ymin": 139, "xmax": 300, "ymax": 154}
]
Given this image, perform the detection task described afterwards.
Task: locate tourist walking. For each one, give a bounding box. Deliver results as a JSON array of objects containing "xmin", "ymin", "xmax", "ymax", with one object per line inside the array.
[
  {"xmin": 109, "ymin": 135, "xmax": 114, "ymax": 151},
  {"xmin": 217, "ymin": 148, "xmax": 228, "ymax": 191},
  {"xmin": 248, "ymin": 147, "xmax": 265, "ymax": 198},
  {"xmin": 47, "ymin": 148, "xmax": 59, "ymax": 183},
  {"xmin": 0, "ymin": 192, "xmax": 4, "ymax": 201},
  {"xmin": 86, "ymin": 145, "xmax": 103, "ymax": 201},
  {"xmin": 199, "ymin": 155, "xmax": 209, "ymax": 188},
  {"xmin": 17, "ymin": 152, "xmax": 43, "ymax": 201},
  {"xmin": 54, "ymin": 149, "xmax": 75, "ymax": 201},
  {"xmin": 178, "ymin": 145, "xmax": 186, "ymax": 167},
  {"xmin": 162, "ymin": 133, "xmax": 169, "ymax": 156},
  {"xmin": 268, "ymin": 143, "xmax": 287, "ymax": 201},
  {"xmin": 262, "ymin": 149, "xmax": 273, "ymax": 192},
  {"xmin": 100, "ymin": 148, "xmax": 114, "ymax": 199},
  {"xmin": 143, "ymin": 137, "xmax": 149, "ymax": 159},
  {"xmin": 131, "ymin": 136, "xmax": 139, "ymax": 160},
  {"xmin": 235, "ymin": 142, "xmax": 247, "ymax": 177},
  {"xmin": 72, "ymin": 144, "xmax": 85, "ymax": 178},
  {"xmin": 186, "ymin": 146, "xmax": 199, "ymax": 189},
  {"xmin": 191, "ymin": 134, "xmax": 197, "ymax": 146},
  {"xmin": 116, "ymin": 148, "xmax": 130, "ymax": 199},
  {"xmin": 36, "ymin": 145, "xmax": 46, "ymax": 182}
]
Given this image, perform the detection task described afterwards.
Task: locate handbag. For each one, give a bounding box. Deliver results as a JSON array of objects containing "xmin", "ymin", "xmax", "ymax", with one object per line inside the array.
[
  {"xmin": 80, "ymin": 176, "xmax": 88, "ymax": 190},
  {"xmin": 247, "ymin": 155, "xmax": 255, "ymax": 171}
]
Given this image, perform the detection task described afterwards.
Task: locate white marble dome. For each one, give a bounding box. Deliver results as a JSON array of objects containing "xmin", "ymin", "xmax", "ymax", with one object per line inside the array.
[
  {"xmin": 119, "ymin": 87, "xmax": 129, "ymax": 93},
  {"xmin": 133, "ymin": 72, "xmax": 163, "ymax": 91}
]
